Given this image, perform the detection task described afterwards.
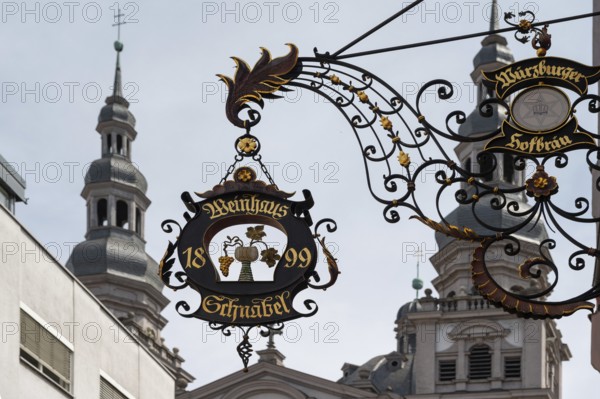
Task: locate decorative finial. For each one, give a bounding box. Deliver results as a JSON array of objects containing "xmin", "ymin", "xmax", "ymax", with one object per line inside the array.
[
  {"xmin": 112, "ymin": 8, "xmax": 125, "ymax": 50},
  {"xmin": 109, "ymin": 8, "xmax": 126, "ymax": 100},
  {"xmin": 411, "ymin": 255, "xmax": 424, "ymax": 299},
  {"xmin": 532, "ymin": 25, "xmax": 551, "ymax": 57},
  {"xmin": 489, "ymin": 0, "xmax": 499, "ymax": 32},
  {"xmin": 267, "ymin": 328, "xmax": 282, "ymax": 350},
  {"xmin": 257, "ymin": 328, "xmax": 285, "ymax": 366}
]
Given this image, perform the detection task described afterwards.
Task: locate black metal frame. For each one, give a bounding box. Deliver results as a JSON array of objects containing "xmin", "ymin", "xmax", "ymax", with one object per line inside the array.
[
  {"xmin": 160, "ymin": 4, "xmax": 600, "ymax": 373},
  {"xmin": 215, "ymin": 9, "xmax": 600, "ymax": 319},
  {"xmin": 160, "ymin": 139, "xmax": 340, "ymax": 369}
]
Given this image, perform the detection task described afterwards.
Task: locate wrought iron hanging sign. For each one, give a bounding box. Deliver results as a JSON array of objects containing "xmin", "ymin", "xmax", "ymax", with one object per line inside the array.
[
  {"xmin": 209, "ymin": 9, "xmax": 600, "ymax": 321},
  {"xmin": 482, "ymin": 57, "xmax": 600, "ymax": 155},
  {"xmin": 160, "ymin": 140, "xmax": 339, "ymax": 369}
]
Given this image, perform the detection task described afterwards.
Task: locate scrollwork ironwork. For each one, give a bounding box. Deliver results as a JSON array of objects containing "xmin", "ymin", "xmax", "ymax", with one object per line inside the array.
[
  {"xmin": 216, "ymin": 27, "xmax": 600, "ymax": 318},
  {"xmin": 504, "ymin": 11, "xmax": 551, "ymax": 56},
  {"xmin": 308, "ymin": 218, "xmax": 340, "ymax": 290},
  {"xmin": 159, "ymin": 220, "xmax": 190, "ymax": 291}
]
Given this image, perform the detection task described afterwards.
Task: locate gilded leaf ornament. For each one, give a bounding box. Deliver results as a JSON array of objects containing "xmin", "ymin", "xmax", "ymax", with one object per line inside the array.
[
  {"xmin": 410, "ymin": 216, "xmax": 481, "ymax": 241},
  {"xmin": 217, "ymin": 44, "xmax": 299, "ymax": 129}
]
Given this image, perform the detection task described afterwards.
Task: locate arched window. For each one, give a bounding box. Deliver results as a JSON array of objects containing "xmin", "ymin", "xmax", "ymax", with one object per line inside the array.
[
  {"xmin": 465, "ymin": 158, "xmax": 472, "ymax": 173},
  {"xmin": 503, "ymin": 153, "xmax": 514, "ymax": 183},
  {"xmin": 469, "ymin": 344, "xmax": 492, "ymax": 380},
  {"xmin": 107, "ymin": 134, "xmax": 113, "ymax": 154},
  {"xmin": 135, "ymin": 208, "xmax": 141, "ymax": 234},
  {"xmin": 478, "ymin": 153, "xmax": 494, "ymax": 182},
  {"xmin": 97, "ymin": 199, "xmax": 108, "ymax": 226},
  {"xmin": 116, "ymin": 135, "xmax": 123, "ymax": 155},
  {"xmin": 116, "ymin": 200, "xmax": 129, "ymax": 228}
]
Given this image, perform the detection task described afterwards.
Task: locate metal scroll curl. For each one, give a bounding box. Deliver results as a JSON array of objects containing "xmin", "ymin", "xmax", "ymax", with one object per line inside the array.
[
  {"xmin": 472, "ymin": 237, "xmax": 594, "ymax": 319},
  {"xmin": 217, "ymin": 41, "xmax": 600, "ymax": 319}
]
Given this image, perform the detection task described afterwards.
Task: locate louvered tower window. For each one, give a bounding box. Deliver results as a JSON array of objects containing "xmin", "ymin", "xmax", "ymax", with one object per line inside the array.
[
  {"xmin": 100, "ymin": 377, "xmax": 130, "ymax": 399},
  {"xmin": 20, "ymin": 310, "xmax": 72, "ymax": 392},
  {"xmin": 469, "ymin": 344, "xmax": 492, "ymax": 380},
  {"xmin": 439, "ymin": 359, "xmax": 456, "ymax": 381},
  {"xmin": 504, "ymin": 356, "xmax": 521, "ymax": 378}
]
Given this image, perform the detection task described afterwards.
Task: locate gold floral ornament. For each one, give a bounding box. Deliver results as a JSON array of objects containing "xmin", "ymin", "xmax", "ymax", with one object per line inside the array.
[
  {"xmin": 533, "ymin": 177, "xmax": 548, "ymax": 189},
  {"xmin": 330, "ymin": 74, "xmax": 341, "ymax": 85},
  {"xmin": 518, "ymin": 19, "xmax": 532, "ymax": 31},
  {"xmin": 397, "ymin": 151, "xmax": 410, "ymax": 167},
  {"xmin": 525, "ymin": 166, "xmax": 558, "ymax": 198},
  {"xmin": 246, "ymin": 225, "xmax": 266, "ymax": 241},
  {"xmin": 233, "ymin": 166, "xmax": 257, "ymax": 183},
  {"xmin": 238, "ymin": 137, "xmax": 257, "ymax": 153},
  {"xmin": 380, "ymin": 116, "xmax": 393, "ymax": 131},
  {"xmin": 260, "ymin": 247, "xmax": 281, "ymax": 267},
  {"xmin": 237, "ymin": 169, "xmax": 253, "ymax": 182},
  {"xmin": 357, "ymin": 91, "xmax": 369, "ymax": 103},
  {"xmin": 218, "ymin": 256, "xmax": 234, "ymax": 277}
]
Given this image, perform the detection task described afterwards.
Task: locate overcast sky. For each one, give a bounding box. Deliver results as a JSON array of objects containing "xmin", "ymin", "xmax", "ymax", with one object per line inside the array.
[{"xmin": 2, "ymin": 0, "xmax": 600, "ymax": 396}]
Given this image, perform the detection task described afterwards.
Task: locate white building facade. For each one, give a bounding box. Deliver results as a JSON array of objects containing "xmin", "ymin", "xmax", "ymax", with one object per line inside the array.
[{"xmin": 0, "ymin": 204, "xmax": 175, "ymax": 398}]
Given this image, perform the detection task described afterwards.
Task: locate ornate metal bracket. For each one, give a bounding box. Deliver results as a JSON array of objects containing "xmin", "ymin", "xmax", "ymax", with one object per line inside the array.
[{"xmin": 215, "ymin": 15, "xmax": 600, "ymax": 319}]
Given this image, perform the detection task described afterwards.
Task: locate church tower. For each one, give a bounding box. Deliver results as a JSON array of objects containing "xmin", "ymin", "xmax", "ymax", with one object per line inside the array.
[
  {"xmin": 66, "ymin": 38, "xmax": 194, "ymax": 393},
  {"xmin": 339, "ymin": 3, "xmax": 570, "ymax": 397}
]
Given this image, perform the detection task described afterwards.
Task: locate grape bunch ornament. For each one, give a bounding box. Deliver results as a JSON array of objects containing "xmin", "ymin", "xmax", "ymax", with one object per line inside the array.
[{"xmin": 218, "ymin": 225, "xmax": 282, "ymax": 281}]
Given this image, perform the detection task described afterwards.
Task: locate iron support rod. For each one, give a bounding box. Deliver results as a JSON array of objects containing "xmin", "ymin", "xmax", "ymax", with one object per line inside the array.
[
  {"xmin": 331, "ymin": 10, "xmax": 600, "ymax": 60},
  {"xmin": 331, "ymin": 0, "xmax": 425, "ymax": 57}
]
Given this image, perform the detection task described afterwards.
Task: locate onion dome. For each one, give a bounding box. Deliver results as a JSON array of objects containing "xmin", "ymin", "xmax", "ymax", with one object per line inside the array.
[{"xmin": 84, "ymin": 156, "xmax": 148, "ymax": 193}]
